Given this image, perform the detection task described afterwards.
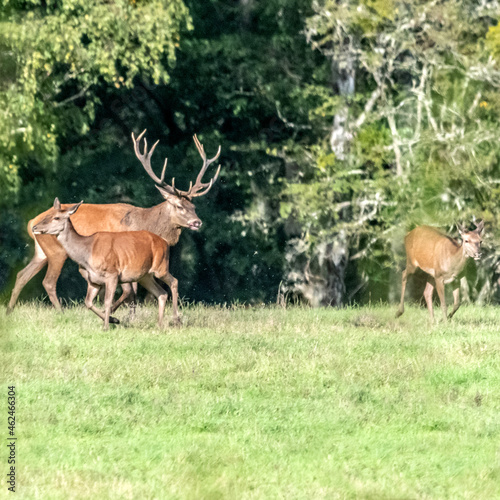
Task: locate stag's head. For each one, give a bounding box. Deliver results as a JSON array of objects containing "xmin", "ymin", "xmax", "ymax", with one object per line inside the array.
[
  {"xmin": 458, "ymin": 220, "xmax": 484, "ymax": 261},
  {"xmin": 132, "ymin": 130, "xmax": 221, "ymax": 231},
  {"xmin": 33, "ymin": 199, "xmax": 83, "ymax": 235}
]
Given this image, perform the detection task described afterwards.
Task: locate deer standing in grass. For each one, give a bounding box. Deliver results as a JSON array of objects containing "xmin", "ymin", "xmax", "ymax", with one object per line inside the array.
[
  {"xmin": 7, "ymin": 131, "xmax": 221, "ymax": 314},
  {"xmin": 33, "ymin": 199, "xmax": 176, "ymax": 330},
  {"xmin": 396, "ymin": 221, "xmax": 484, "ymax": 321}
]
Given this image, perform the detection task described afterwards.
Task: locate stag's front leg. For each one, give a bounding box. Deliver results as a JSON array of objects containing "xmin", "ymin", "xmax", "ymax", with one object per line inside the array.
[
  {"xmin": 448, "ymin": 282, "xmax": 461, "ymax": 320},
  {"xmin": 434, "ymin": 277, "xmax": 447, "ymax": 322}
]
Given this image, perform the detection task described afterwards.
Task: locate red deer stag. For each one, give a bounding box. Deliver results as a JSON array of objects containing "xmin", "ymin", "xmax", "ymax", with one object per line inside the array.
[
  {"xmin": 396, "ymin": 221, "xmax": 484, "ymax": 321},
  {"xmin": 7, "ymin": 131, "xmax": 221, "ymax": 314},
  {"xmin": 32, "ymin": 199, "xmax": 177, "ymax": 330}
]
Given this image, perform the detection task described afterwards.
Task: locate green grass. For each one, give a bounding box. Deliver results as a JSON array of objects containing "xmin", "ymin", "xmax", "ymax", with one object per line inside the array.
[{"xmin": 2, "ymin": 302, "xmax": 500, "ymax": 499}]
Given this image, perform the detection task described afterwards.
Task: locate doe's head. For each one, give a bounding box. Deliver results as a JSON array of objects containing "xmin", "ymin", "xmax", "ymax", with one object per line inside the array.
[
  {"xmin": 458, "ymin": 220, "xmax": 484, "ymax": 261},
  {"xmin": 32, "ymin": 198, "xmax": 83, "ymax": 236}
]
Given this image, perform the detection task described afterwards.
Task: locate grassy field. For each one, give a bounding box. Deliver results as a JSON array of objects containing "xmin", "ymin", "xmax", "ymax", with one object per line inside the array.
[{"xmin": 1, "ymin": 302, "xmax": 500, "ymax": 499}]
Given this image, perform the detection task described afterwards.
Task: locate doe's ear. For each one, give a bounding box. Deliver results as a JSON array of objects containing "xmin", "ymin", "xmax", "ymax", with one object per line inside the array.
[
  {"xmin": 457, "ymin": 222, "xmax": 467, "ymax": 236},
  {"xmin": 67, "ymin": 200, "xmax": 84, "ymax": 216},
  {"xmin": 474, "ymin": 219, "xmax": 484, "ymax": 235},
  {"xmin": 53, "ymin": 197, "xmax": 61, "ymax": 210}
]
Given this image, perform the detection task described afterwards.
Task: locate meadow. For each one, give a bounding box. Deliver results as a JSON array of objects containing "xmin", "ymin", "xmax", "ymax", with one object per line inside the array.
[{"xmin": 1, "ymin": 302, "xmax": 500, "ymax": 499}]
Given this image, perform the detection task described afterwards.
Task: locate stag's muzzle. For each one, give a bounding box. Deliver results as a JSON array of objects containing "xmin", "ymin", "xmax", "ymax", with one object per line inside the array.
[{"xmin": 188, "ymin": 220, "xmax": 202, "ymax": 231}]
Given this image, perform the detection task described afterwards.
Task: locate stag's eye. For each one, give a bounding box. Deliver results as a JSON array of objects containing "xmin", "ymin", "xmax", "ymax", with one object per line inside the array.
[{"xmin": 54, "ymin": 217, "xmax": 60, "ymax": 220}]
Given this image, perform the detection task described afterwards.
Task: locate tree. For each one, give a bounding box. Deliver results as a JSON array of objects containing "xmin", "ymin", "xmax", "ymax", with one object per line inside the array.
[
  {"xmin": 278, "ymin": 0, "xmax": 500, "ymax": 305},
  {"xmin": 0, "ymin": 0, "xmax": 191, "ymax": 205}
]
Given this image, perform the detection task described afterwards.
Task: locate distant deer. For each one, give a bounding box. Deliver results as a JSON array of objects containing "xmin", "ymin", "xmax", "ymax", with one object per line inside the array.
[
  {"xmin": 8, "ymin": 131, "xmax": 221, "ymax": 313},
  {"xmin": 396, "ymin": 221, "xmax": 484, "ymax": 321},
  {"xmin": 32, "ymin": 198, "xmax": 177, "ymax": 330}
]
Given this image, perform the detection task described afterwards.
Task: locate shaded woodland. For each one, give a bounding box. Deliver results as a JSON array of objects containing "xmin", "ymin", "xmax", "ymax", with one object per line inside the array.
[{"xmin": 2, "ymin": 0, "xmax": 500, "ymax": 306}]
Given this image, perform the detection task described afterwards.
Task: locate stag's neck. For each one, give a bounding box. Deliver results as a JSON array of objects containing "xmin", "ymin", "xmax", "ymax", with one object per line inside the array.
[
  {"xmin": 129, "ymin": 203, "xmax": 182, "ymax": 246},
  {"xmin": 57, "ymin": 219, "xmax": 93, "ymax": 268}
]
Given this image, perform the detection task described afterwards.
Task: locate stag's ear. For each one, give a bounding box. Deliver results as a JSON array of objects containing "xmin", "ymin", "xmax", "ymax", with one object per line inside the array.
[
  {"xmin": 67, "ymin": 201, "xmax": 83, "ymax": 215},
  {"xmin": 156, "ymin": 185, "xmax": 182, "ymax": 203},
  {"xmin": 457, "ymin": 222, "xmax": 467, "ymax": 236},
  {"xmin": 53, "ymin": 198, "xmax": 61, "ymax": 210},
  {"xmin": 474, "ymin": 219, "xmax": 484, "ymax": 235}
]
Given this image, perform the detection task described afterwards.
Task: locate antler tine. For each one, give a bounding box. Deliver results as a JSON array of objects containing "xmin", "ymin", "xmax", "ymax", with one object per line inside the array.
[
  {"xmin": 187, "ymin": 134, "xmax": 222, "ymax": 198},
  {"xmin": 160, "ymin": 157, "xmax": 168, "ymax": 184},
  {"xmin": 131, "ymin": 130, "xmax": 168, "ymax": 187},
  {"xmin": 193, "ymin": 134, "xmax": 205, "ymax": 160}
]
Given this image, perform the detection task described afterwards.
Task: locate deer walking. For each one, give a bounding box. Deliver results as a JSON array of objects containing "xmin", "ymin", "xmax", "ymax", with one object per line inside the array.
[
  {"xmin": 396, "ymin": 221, "xmax": 484, "ymax": 321},
  {"xmin": 32, "ymin": 199, "xmax": 177, "ymax": 330},
  {"xmin": 7, "ymin": 131, "xmax": 220, "ymax": 314}
]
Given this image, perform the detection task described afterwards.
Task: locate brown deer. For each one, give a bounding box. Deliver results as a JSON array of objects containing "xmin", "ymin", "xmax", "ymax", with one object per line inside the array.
[
  {"xmin": 7, "ymin": 131, "xmax": 221, "ymax": 314},
  {"xmin": 32, "ymin": 198, "xmax": 177, "ymax": 330},
  {"xmin": 396, "ymin": 221, "xmax": 484, "ymax": 321}
]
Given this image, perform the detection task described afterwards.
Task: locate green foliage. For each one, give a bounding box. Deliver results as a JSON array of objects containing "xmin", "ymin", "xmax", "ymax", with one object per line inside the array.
[
  {"xmin": 0, "ymin": 0, "xmax": 191, "ymax": 204},
  {"xmin": 4, "ymin": 0, "xmax": 500, "ymax": 306}
]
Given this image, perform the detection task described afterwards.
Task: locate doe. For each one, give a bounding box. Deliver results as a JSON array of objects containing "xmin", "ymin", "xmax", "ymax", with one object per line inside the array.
[
  {"xmin": 396, "ymin": 221, "xmax": 484, "ymax": 321},
  {"xmin": 33, "ymin": 198, "xmax": 178, "ymax": 330}
]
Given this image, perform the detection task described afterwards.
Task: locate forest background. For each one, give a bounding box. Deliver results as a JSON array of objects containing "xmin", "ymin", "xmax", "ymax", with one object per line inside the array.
[{"xmin": 2, "ymin": 0, "xmax": 500, "ymax": 308}]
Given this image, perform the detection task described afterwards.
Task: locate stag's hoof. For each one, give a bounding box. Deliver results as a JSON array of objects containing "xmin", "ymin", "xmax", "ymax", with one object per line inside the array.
[
  {"xmin": 395, "ymin": 310, "xmax": 403, "ymax": 319},
  {"xmin": 109, "ymin": 316, "xmax": 120, "ymax": 325}
]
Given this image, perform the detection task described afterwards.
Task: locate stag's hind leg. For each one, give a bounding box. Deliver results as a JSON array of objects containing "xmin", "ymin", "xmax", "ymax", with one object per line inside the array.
[
  {"xmin": 40, "ymin": 240, "xmax": 68, "ymax": 311},
  {"xmin": 7, "ymin": 239, "xmax": 48, "ymax": 313}
]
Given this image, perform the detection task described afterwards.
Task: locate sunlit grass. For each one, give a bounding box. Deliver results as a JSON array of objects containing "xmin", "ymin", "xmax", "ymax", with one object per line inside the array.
[{"xmin": 1, "ymin": 303, "xmax": 500, "ymax": 499}]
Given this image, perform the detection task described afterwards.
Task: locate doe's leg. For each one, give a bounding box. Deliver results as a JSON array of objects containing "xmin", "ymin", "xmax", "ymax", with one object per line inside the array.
[
  {"xmin": 80, "ymin": 268, "xmax": 120, "ymax": 324},
  {"xmin": 423, "ymin": 280, "xmax": 435, "ymax": 322},
  {"xmin": 138, "ymin": 275, "xmax": 168, "ymax": 328},
  {"xmin": 396, "ymin": 263, "xmax": 415, "ymax": 319},
  {"xmin": 103, "ymin": 277, "xmax": 118, "ymax": 331},
  {"xmin": 159, "ymin": 273, "xmax": 179, "ymax": 324},
  {"xmin": 434, "ymin": 277, "xmax": 447, "ymax": 322},
  {"xmin": 85, "ymin": 283, "xmax": 105, "ymax": 322},
  {"xmin": 448, "ymin": 284, "xmax": 461, "ymax": 320}
]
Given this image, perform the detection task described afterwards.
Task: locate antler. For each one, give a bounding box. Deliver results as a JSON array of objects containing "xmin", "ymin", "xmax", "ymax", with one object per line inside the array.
[
  {"xmin": 186, "ymin": 134, "xmax": 222, "ymax": 198},
  {"xmin": 131, "ymin": 130, "xmax": 221, "ymax": 199},
  {"xmin": 131, "ymin": 129, "xmax": 171, "ymax": 188}
]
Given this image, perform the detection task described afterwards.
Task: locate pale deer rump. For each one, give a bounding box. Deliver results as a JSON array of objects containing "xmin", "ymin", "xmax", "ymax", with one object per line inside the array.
[{"xmin": 86, "ymin": 231, "xmax": 170, "ymax": 285}]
